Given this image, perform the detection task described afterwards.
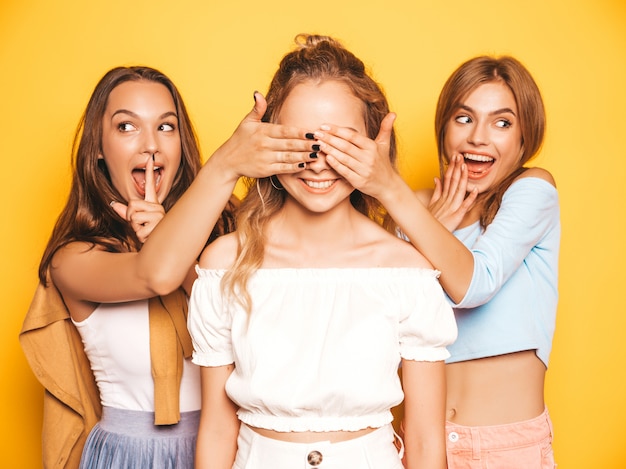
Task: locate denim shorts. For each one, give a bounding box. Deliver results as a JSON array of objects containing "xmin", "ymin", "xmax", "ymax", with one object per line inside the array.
[
  {"xmin": 445, "ymin": 407, "xmax": 555, "ymax": 468},
  {"xmin": 234, "ymin": 423, "xmax": 404, "ymax": 469}
]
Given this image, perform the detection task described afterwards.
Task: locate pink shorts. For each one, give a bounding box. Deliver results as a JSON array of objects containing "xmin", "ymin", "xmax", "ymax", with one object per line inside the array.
[{"xmin": 445, "ymin": 407, "xmax": 556, "ymax": 468}]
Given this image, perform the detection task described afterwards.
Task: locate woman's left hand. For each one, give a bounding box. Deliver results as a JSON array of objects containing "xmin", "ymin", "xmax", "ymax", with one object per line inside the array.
[
  {"xmin": 427, "ymin": 154, "xmax": 477, "ymax": 232},
  {"xmin": 315, "ymin": 112, "xmax": 398, "ymax": 201}
]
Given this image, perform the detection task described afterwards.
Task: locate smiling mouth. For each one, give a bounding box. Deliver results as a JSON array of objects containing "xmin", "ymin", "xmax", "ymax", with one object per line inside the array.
[
  {"xmin": 303, "ymin": 179, "xmax": 335, "ymax": 190},
  {"xmin": 463, "ymin": 153, "xmax": 494, "ymax": 176},
  {"xmin": 131, "ymin": 166, "xmax": 163, "ymax": 193}
]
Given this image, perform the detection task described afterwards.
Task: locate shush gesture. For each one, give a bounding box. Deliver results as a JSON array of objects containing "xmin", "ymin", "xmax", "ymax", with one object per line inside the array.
[{"xmin": 111, "ymin": 154, "xmax": 166, "ymax": 243}]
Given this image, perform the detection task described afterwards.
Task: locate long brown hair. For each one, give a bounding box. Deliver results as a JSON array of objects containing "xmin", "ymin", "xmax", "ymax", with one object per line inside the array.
[
  {"xmin": 434, "ymin": 56, "xmax": 546, "ymax": 228},
  {"xmin": 39, "ymin": 66, "xmax": 235, "ymax": 284},
  {"xmin": 224, "ymin": 34, "xmax": 397, "ymax": 312}
]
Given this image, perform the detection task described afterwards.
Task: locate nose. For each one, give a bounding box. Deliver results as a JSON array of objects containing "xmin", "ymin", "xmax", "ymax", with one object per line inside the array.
[
  {"xmin": 142, "ymin": 128, "xmax": 159, "ymax": 156},
  {"xmin": 468, "ymin": 122, "xmax": 489, "ymax": 146},
  {"xmin": 307, "ymin": 153, "xmax": 331, "ymax": 173}
]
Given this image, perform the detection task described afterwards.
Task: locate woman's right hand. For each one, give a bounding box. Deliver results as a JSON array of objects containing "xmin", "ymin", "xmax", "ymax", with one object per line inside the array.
[
  {"xmin": 211, "ymin": 92, "xmax": 318, "ymax": 182},
  {"xmin": 111, "ymin": 155, "xmax": 165, "ymax": 243},
  {"xmin": 427, "ymin": 154, "xmax": 477, "ymax": 232}
]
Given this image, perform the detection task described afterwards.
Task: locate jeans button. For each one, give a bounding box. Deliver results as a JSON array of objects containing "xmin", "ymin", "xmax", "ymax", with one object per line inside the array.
[
  {"xmin": 307, "ymin": 450, "xmax": 323, "ymax": 466},
  {"xmin": 448, "ymin": 431, "xmax": 459, "ymax": 443}
]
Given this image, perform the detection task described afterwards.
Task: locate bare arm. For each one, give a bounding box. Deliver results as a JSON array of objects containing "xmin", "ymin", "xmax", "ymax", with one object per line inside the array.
[
  {"xmin": 401, "ymin": 359, "xmax": 447, "ymax": 469},
  {"xmin": 51, "ymin": 93, "xmax": 317, "ymax": 311},
  {"xmin": 196, "ymin": 364, "xmax": 239, "ymax": 469}
]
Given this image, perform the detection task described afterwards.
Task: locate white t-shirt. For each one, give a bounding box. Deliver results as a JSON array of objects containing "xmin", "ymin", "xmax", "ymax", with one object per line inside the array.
[
  {"xmin": 73, "ymin": 299, "xmax": 201, "ymax": 412},
  {"xmin": 188, "ymin": 267, "xmax": 456, "ymax": 432}
]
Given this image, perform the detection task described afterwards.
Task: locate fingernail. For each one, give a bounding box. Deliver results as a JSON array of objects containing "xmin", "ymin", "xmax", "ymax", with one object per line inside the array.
[
  {"xmin": 253, "ymin": 90, "xmax": 258, "ymax": 102},
  {"xmin": 312, "ymin": 144, "xmax": 320, "ymax": 151},
  {"xmin": 309, "ymin": 152, "xmax": 318, "ymax": 159},
  {"xmin": 152, "ymin": 153, "xmax": 155, "ymax": 161},
  {"xmin": 320, "ymin": 124, "xmax": 330, "ymax": 131},
  {"xmin": 305, "ymin": 133, "xmax": 315, "ymax": 140},
  {"xmin": 298, "ymin": 162, "xmax": 306, "ymax": 168},
  {"xmin": 109, "ymin": 200, "xmax": 116, "ymax": 207}
]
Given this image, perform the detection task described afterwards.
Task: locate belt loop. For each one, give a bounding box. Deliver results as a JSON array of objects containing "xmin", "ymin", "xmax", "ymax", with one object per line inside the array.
[
  {"xmin": 545, "ymin": 406, "xmax": 555, "ymax": 438},
  {"xmin": 470, "ymin": 427, "xmax": 481, "ymax": 460}
]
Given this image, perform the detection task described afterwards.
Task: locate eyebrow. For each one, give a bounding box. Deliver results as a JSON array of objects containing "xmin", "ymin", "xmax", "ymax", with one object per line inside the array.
[
  {"xmin": 110, "ymin": 109, "xmax": 178, "ymax": 120},
  {"xmin": 458, "ymin": 104, "xmax": 517, "ymax": 117}
]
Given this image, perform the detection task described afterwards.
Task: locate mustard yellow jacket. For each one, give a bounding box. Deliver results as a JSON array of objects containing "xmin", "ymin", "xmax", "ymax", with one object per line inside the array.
[{"xmin": 20, "ymin": 281, "xmax": 192, "ymax": 469}]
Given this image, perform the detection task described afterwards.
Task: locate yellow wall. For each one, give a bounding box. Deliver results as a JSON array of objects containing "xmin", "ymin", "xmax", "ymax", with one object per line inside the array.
[{"xmin": 2, "ymin": 1, "xmax": 624, "ymax": 467}]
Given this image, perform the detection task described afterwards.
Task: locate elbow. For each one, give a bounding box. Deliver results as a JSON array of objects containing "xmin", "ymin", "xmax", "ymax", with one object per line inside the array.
[{"xmin": 144, "ymin": 269, "xmax": 185, "ymax": 297}]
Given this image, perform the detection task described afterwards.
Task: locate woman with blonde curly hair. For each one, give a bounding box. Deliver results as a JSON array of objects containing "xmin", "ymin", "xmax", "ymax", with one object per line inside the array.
[{"xmin": 188, "ymin": 34, "xmax": 456, "ymax": 469}]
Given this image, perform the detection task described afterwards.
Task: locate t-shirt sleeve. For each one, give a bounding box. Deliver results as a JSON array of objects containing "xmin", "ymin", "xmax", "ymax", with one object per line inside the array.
[
  {"xmin": 455, "ymin": 177, "xmax": 560, "ymax": 309},
  {"xmin": 187, "ymin": 268, "xmax": 234, "ymax": 367},
  {"xmin": 399, "ymin": 271, "xmax": 458, "ymax": 362}
]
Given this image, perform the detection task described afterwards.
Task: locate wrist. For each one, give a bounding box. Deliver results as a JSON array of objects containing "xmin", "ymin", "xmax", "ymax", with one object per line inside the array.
[{"xmin": 204, "ymin": 145, "xmax": 240, "ymax": 186}]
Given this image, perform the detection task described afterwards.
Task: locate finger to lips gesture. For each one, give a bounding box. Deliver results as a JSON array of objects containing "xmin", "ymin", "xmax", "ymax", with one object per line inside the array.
[
  {"xmin": 215, "ymin": 92, "xmax": 319, "ymax": 180},
  {"xmin": 315, "ymin": 113, "xmax": 397, "ymax": 200},
  {"xmin": 428, "ymin": 154, "xmax": 477, "ymax": 231},
  {"xmin": 111, "ymin": 154, "xmax": 166, "ymax": 243}
]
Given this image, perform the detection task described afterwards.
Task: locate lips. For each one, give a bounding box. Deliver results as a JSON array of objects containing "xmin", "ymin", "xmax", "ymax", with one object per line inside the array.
[
  {"xmin": 131, "ymin": 166, "xmax": 163, "ymax": 196},
  {"xmin": 303, "ymin": 179, "xmax": 335, "ymax": 190},
  {"xmin": 463, "ymin": 153, "xmax": 494, "ymax": 177}
]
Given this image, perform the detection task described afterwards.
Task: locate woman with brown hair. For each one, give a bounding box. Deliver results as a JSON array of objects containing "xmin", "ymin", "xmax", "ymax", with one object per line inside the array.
[{"xmin": 21, "ymin": 65, "xmax": 316, "ymax": 468}]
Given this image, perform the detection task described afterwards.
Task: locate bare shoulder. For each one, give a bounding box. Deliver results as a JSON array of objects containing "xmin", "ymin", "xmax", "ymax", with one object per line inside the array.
[
  {"xmin": 371, "ymin": 228, "xmax": 434, "ymax": 270},
  {"xmin": 518, "ymin": 167, "xmax": 556, "ymax": 187},
  {"xmin": 198, "ymin": 232, "xmax": 239, "ymax": 269},
  {"xmin": 414, "ymin": 188, "xmax": 432, "ymax": 206}
]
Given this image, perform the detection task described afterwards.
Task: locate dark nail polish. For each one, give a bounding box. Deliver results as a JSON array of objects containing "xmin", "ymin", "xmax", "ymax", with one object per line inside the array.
[
  {"xmin": 253, "ymin": 91, "xmax": 258, "ymax": 102},
  {"xmin": 298, "ymin": 162, "xmax": 306, "ymax": 168},
  {"xmin": 152, "ymin": 153, "xmax": 155, "ymax": 161},
  {"xmin": 312, "ymin": 144, "xmax": 320, "ymax": 151},
  {"xmin": 309, "ymin": 152, "xmax": 318, "ymax": 159},
  {"xmin": 305, "ymin": 133, "xmax": 315, "ymax": 140}
]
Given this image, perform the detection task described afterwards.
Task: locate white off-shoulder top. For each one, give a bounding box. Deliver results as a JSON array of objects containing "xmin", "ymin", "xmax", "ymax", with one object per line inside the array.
[{"xmin": 188, "ymin": 267, "xmax": 456, "ymax": 432}]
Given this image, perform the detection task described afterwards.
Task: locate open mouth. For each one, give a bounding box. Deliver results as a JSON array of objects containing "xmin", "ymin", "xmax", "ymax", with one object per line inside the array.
[
  {"xmin": 131, "ymin": 166, "xmax": 163, "ymax": 195},
  {"xmin": 463, "ymin": 153, "xmax": 494, "ymax": 177}
]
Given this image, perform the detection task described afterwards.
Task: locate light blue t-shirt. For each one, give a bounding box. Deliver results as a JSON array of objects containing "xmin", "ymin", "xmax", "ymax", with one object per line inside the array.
[{"xmin": 447, "ymin": 177, "xmax": 560, "ymax": 367}]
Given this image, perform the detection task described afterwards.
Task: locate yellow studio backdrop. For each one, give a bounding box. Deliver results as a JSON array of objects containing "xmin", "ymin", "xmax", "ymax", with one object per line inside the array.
[{"xmin": 1, "ymin": 0, "xmax": 624, "ymax": 467}]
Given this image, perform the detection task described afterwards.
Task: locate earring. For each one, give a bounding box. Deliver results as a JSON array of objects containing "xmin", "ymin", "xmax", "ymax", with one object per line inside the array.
[{"xmin": 270, "ymin": 175, "xmax": 284, "ymax": 191}]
